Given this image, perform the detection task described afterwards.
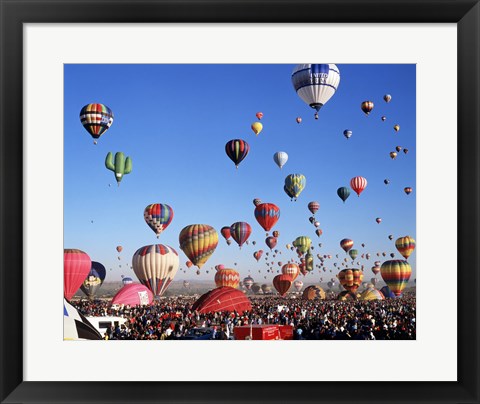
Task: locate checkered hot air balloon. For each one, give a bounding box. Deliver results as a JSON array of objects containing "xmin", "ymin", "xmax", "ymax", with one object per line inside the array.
[
  {"xmin": 179, "ymin": 224, "xmax": 219, "ymax": 269},
  {"xmin": 144, "ymin": 203, "xmax": 174, "ymax": 238},
  {"xmin": 79, "ymin": 103, "xmax": 114, "ymax": 144},
  {"xmin": 281, "ymin": 263, "xmax": 300, "ymax": 281}
]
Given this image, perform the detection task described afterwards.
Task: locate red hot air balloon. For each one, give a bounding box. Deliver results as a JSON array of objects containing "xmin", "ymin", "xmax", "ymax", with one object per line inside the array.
[
  {"xmin": 265, "ymin": 236, "xmax": 277, "ymax": 250},
  {"xmin": 220, "ymin": 226, "xmax": 231, "ymax": 241},
  {"xmin": 273, "ymin": 274, "xmax": 293, "ymax": 297},
  {"xmin": 340, "ymin": 238, "xmax": 354, "ymax": 253},
  {"xmin": 253, "ymin": 250, "xmax": 263, "ymax": 261},
  {"xmin": 350, "ymin": 176, "xmax": 367, "ymax": 197},
  {"xmin": 254, "ymin": 203, "xmax": 280, "ymax": 232},
  {"xmin": 64, "ymin": 249, "xmax": 92, "ymax": 300},
  {"xmin": 230, "ymin": 222, "xmax": 252, "ymax": 248},
  {"xmin": 116, "ymin": 246, "xmax": 123, "ymax": 253},
  {"xmin": 281, "ymin": 263, "xmax": 300, "ymax": 281},
  {"xmin": 256, "ymin": 112, "xmax": 264, "ymax": 120},
  {"xmin": 338, "ymin": 268, "xmax": 364, "ymax": 293},
  {"xmin": 404, "ymin": 187, "xmax": 413, "ymax": 195},
  {"xmin": 308, "ymin": 201, "xmax": 320, "ymax": 215}
]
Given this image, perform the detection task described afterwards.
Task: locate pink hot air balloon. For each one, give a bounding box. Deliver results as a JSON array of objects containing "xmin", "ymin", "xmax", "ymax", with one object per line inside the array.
[
  {"xmin": 256, "ymin": 112, "xmax": 264, "ymax": 120},
  {"xmin": 111, "ymin": 283, "xmax": 154, "ymax": 306},
  {"xmin": 376, "ymin": 217, "xmax": 382, "ymax": 224},
  {"xmin": 64, "ymin": 249, "xmax": 92, "ymax": 300}
]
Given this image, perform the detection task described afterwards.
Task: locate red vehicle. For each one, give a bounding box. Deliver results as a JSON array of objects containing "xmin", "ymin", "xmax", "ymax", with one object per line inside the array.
[{"xmin": 233, "ymin": 324, "xmax": 294, "ymax": 340}]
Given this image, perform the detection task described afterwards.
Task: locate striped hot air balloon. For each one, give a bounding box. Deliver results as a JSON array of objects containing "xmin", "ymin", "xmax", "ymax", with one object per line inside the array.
[
  {"xmin": 350, "ymin": 176, "xmax": 367, "ymax": 196},
  {"xmin": 380, "ymin": 260, "xmax": 412, "ymax": 297},
  {"xmin": 79, "ymin": 103, "xmax": 114, "ymax": 144},
  {"xmin": 254, "ymin": 203, "xmax": 280, "ymax": 232},
  {"xmin": 302, "ymin": 285, "xmax": 326, "ymax": 300},
  {"xmin": 281, "ymin": 263, "xmax": 300, "ymax": 281},
  {"xmin": 230, "ymin": 222, "xmax": 252, "ymax": 248},
  {"xmin": 64, "ymin": 249, "xmax": 92, "ymax": 301},
  {"xmin": 360, "ymin": 288, "xmax": 385, "ymax": 301},
  {"xmin": 144, "ymin": 204, "xmax": 174, "ymax": 238},
  {"xmin": 273, "ymin": 274, "xmax": 293, "ymax": 297},
  {"xmin": 293, "ymin": 236, "xmax": 311, "ymax": 254},
  {"xmin": 395, "ymin": 236, "xmax": 416, "ymax": 259},
  {"xmin": 132, "ymin": 244, "xmax": 179, "ymax": 297},
  {"xmin": 340, "ymin": 238, "xmax": 354, "ymax": 253},
  {"xmin": 179, "ymin": 224, "xmax": 219, "ymax": 269},
  {"xmin": 361, "ymin": 101, "xmax": 374, "ymax": 115},
  {"xmin": 225, "ymin": 139, "xmax": 250, "ymax": 169},
  {"xmin": 308, "ymin": 201, "xmax": 320, "ymax": 215},
  {"xmin": 338, "ymin": 268, "xmax": 364, "ymax": 293},
  {"xmin": 214, "ymin": 268, "xmax": 240, "ymax": 289}
]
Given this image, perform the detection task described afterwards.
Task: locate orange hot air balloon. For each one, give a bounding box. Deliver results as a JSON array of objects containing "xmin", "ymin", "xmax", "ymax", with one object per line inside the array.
[
  {"xmin": 340, "ymin": 238, "xmax": 354, "ymax": 253},
  {"xmin": 116, "ymin": 246, "xmax": 123, "ymax": 253},
  {"xmin": 273, "ymin": 274, "xmax": 293, "ymax": 297},
  {"xmin": 338, "ymin": 268, "xmax": 364, "ymax": 293},
  {"xmin": 380, "ymin": 260, "xmax": 412, "ymax": 296},
  {"xmin": 395, "ymin": 236, "xmax": 416, "ymax": 259},
  {"xmin": 404, "ymin": 187, "xmax": 413, "ymax": 195},
  {"xmin": 281, "ymin": 263, "xmax": 300, "ymax": 281},
  {"xmin": 350, "ymin": 176, "xmax": 367, "ymax": 196},
  {"xmin": 214, "ymin": 268, "xmax": 240, "ymax": 288}
]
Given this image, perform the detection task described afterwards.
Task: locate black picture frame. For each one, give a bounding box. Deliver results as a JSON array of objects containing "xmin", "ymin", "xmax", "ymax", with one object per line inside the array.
[{"xmin": 1, "ymin": 1, "xmax": 479, "ymax": 403}]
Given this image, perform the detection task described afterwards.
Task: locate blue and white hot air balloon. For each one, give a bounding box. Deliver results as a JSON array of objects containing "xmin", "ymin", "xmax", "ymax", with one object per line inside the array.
[
  {"xmin": 291, "ymin": 64, "xmax": 340, "ymax": 119},
  {"xmin": 273, "ymin": 151, "xmax": 288, "ymax": 169}
]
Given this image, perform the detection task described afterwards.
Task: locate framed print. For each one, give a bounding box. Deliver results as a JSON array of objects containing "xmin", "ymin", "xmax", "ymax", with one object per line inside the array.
[{"xmin": 1, "ymin": 0, "xmax": 479, "ymax": 403}]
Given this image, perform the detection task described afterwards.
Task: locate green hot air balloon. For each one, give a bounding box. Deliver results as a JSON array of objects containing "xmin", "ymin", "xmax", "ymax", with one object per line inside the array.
[
  {"xmin": 293, "ymin": 236, "xmax": 312, "ymax": 255},
  {"xmin": 349, "ymin": 249, "xmax": 358, "ymax": 261},
  {"xmin": 105, "ymin": 152, "xmax": 132, "ymax": 186},
  {"xmin": 337, "ymin": 187, "xmax": 350, "ymax": 203}
]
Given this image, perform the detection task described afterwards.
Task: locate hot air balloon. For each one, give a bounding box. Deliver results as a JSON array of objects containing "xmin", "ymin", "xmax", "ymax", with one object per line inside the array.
[
  {"xmin": 313, "ymin": 221, "xmax": 320, "ymax": 228},
  {"xmin": 265, "ymin": 236, "xmax": 278, "ymax": 250},
  {"xmin": 350, "ymin": 176, "xmax": 367, "ymax": 196},
  {"xmin": 192, "ymin": 287, "xmax": 252, "ymax": 314},
  {"xmin": 272, "ymin": 231, "xmax": 280, "ymax": 238},
  {"xmin": 390, "ymin": 152, "xmax": 397, "ymax": 160},
  {"xmin": 284, "ymin": 174, "xmax": 306, "ymax": 201},
  {"xmin": 183, "ymin": 280, "xmax": 190, "ymax": 289},
  {"xmin": 230, "ymin": 222, "xmax": 252, "ymax": 248},
  {"xmin": 360, "ymin": 288, "xmax": 385, "ymax": 300},
  {"xmin": 293, "ymin": 236, "xmax": 311, "ymax": 254},
  {"xmin": 111, "ymin": 283, "xmax": 154, "ymax": 306},
  {"xmin": 281, "ymin": 263, "xmax": 300, "ymax": 281},
  {"xmin": 105, "ymin": 152, "xmax": 132, "ymax": 186},
  {"xmin": 253, "ymin": 250, "xmax": 263, "ymax": 261},
  {"xmin": 214, "ymin": 268, "xmax": 240, "ymax": 288},
  {"xmin": 79, "ymin": 103, "xmax": 114, "ymax": 144},
  {"xmin": 343, "ymin": 130, "xmax": 352, "ymax": 139},
  {"xmin": 381, "ymin": 116, "xmax": 387, "ymax": 121},
  {"xmin": 308, "ymin": 201, "xmax": 320, "ymax": 215},
  {"xmin": 144, "ymin": 204, "xmax": 174, "ymax": 238},
  {"xmin": 64, "ymin": 249, "xmax": 92, "ymax": 301},
  {"xmin": 380, "ymin": 285, "xmax": 396, "ymax": 298},
  {"xmin": 361, "ymin": 101, "xmax": 374, "ymax": 115},
  {"xmin": 349, "ymin": 249, "xmax": 358, "ymax": 261},
  {"xmin": 380, "ymin": 260, "xmax": 412, "ymax": 296},
  {"xmin": 376, "ymin": 217, "xmax": 382, "ymax": 224},
  {"xmin": 251, "ymin": 283, "xmax": 262, "ymax": 294},
  {"xmin": 116, "ymin": 246, "xmax": 123, "ymax": 253},
  {"xmin": 302, "ymin": 285, "xmax": 326, "ymax": 300},
  {"xmin": 132, "ymin": 244, "xmax": 180, "ymax": 297},
  {"xmin": 186, "ymin": 261, "xmax": 193, "ymax": 268},
  {"xmin": 256, "ymin": 112, "xmax": 263, "ymax": 120},
  {"xmin": 340, "ymin": 238, "xmax": 354, "ymax": 253},
  {"xmin": 253, "ymin": 198, "xmax": 262, "ymax": 207},
  {"xmin": 305, "ymin": 252, "xmax": 314, "ymax": 272},
  {"xmin": 122, "ymin": 276, "xmax": 134, "ymax": 286},
  {"xmin": 294, "ymin": 280, "xmax": 304, "ymax": 292},
  {"xmin": 273, "ymin": 274, "xmax": 293, "ymax": 297},
  {"xmin": 315, "ymin": 229, "xmax": 323, "ymax": 237},
  {"xmin": 273, "ymin": 151, "xmax": 288, "ymax": 169},
  {"xmin": 251, "ymin": 122, "xmax": 263, "ymax": 136},
  {"xmin": 80, "ymin": 261, "xmax": 106, "ymax": 300},
  {"xmin": 291, "ymin": 64, "xmax": 340, "ymax": 119},
  {"xmin": 371, "ymin": 265, "xmax": 381, "ymax": 275},
  {"xmin": 179, "ymin": 224, "xmax": 218, "ymax": 268},
  {"xmin": 404, "ymin": 148, "xmax": 409, "ymax": 154},
  {"xmin": 396, "ymin": 146, "xmax": 402, "ymax": 152},
  {"xmin": 220, "ymin": 226, "xmax": 231, "ymax": 241},
  {"xmin": 296, "ymin": 117, "xmax": 302, "ymax": 124},
  {"xmin": 338, "ymin": 268, "xmax": 364, "ymax": 293},
  {"xmin": 261, "ymin": 284, "xmax": 272, "ymax": 294},
  {"xmin": 337, "ymin": 187, "xmax": 350, "ymax": 203},
  {"xmin": 404, "ymin": 187, "xmax": 413, "ymax": 195},
  {"xmin": 395, "ymin": 236, "xmax": 416, "ymax": 259},
  {"xmin": 383, "ymin": 94, "xmax": 392, "ymax": 103},
  {"xmin": 225, "ymin": 139, "xmax": 249, "ymax": 169},
  {"xmin": 384, "ymin": 179, "xmax": 390, "ymax": 185},
  {"xmin": 215, "ymin": 264, "xmax": 225, "ymax": 271},
  {"xmin": 254, "ymin": 203, "xmax": 280, "ymax": 232},
  {"xmin": 243, "ymin": 276, "xmax": 254, "ymax": 290},
  {"xmin": 394, "ymin": 124, "xmax": 400, "ymax": 132}
]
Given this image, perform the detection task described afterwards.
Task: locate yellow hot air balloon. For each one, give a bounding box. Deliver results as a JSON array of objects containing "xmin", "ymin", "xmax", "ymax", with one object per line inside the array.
[
  {"xmin": 394, "ymin": 124, "xmax": 400, "ymax": 132},
  {"xmin": 251, "ymin": 122, "xmax": 263, "ymax": 136},
  {"xmin": 380, "ymin": 260, "xmax": 412, "ymax": 296},
  {"xmin": 179, "ymin": 224, "xmax": 219, "ymax": 269},
  {"xmin": 395, "ymin": 236, "xmax": 416, "ymax": 259}
]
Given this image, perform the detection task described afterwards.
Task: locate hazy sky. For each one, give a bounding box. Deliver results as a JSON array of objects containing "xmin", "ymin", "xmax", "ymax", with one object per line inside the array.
[{"xmin": 64, "ymin": 64, "xmax": 416, "ymax": 285}]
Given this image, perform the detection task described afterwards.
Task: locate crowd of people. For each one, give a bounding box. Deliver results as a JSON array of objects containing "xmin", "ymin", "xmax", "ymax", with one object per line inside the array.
[{"xmin": 71, "ymin": 291, "xmax": 416, "ymax": 340}]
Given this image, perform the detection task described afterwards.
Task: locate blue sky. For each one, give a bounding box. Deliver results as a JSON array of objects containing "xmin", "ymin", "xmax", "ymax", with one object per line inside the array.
[{"xmin": 64, "ymin": 64, "xmax": 416, "ymax": 284}]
